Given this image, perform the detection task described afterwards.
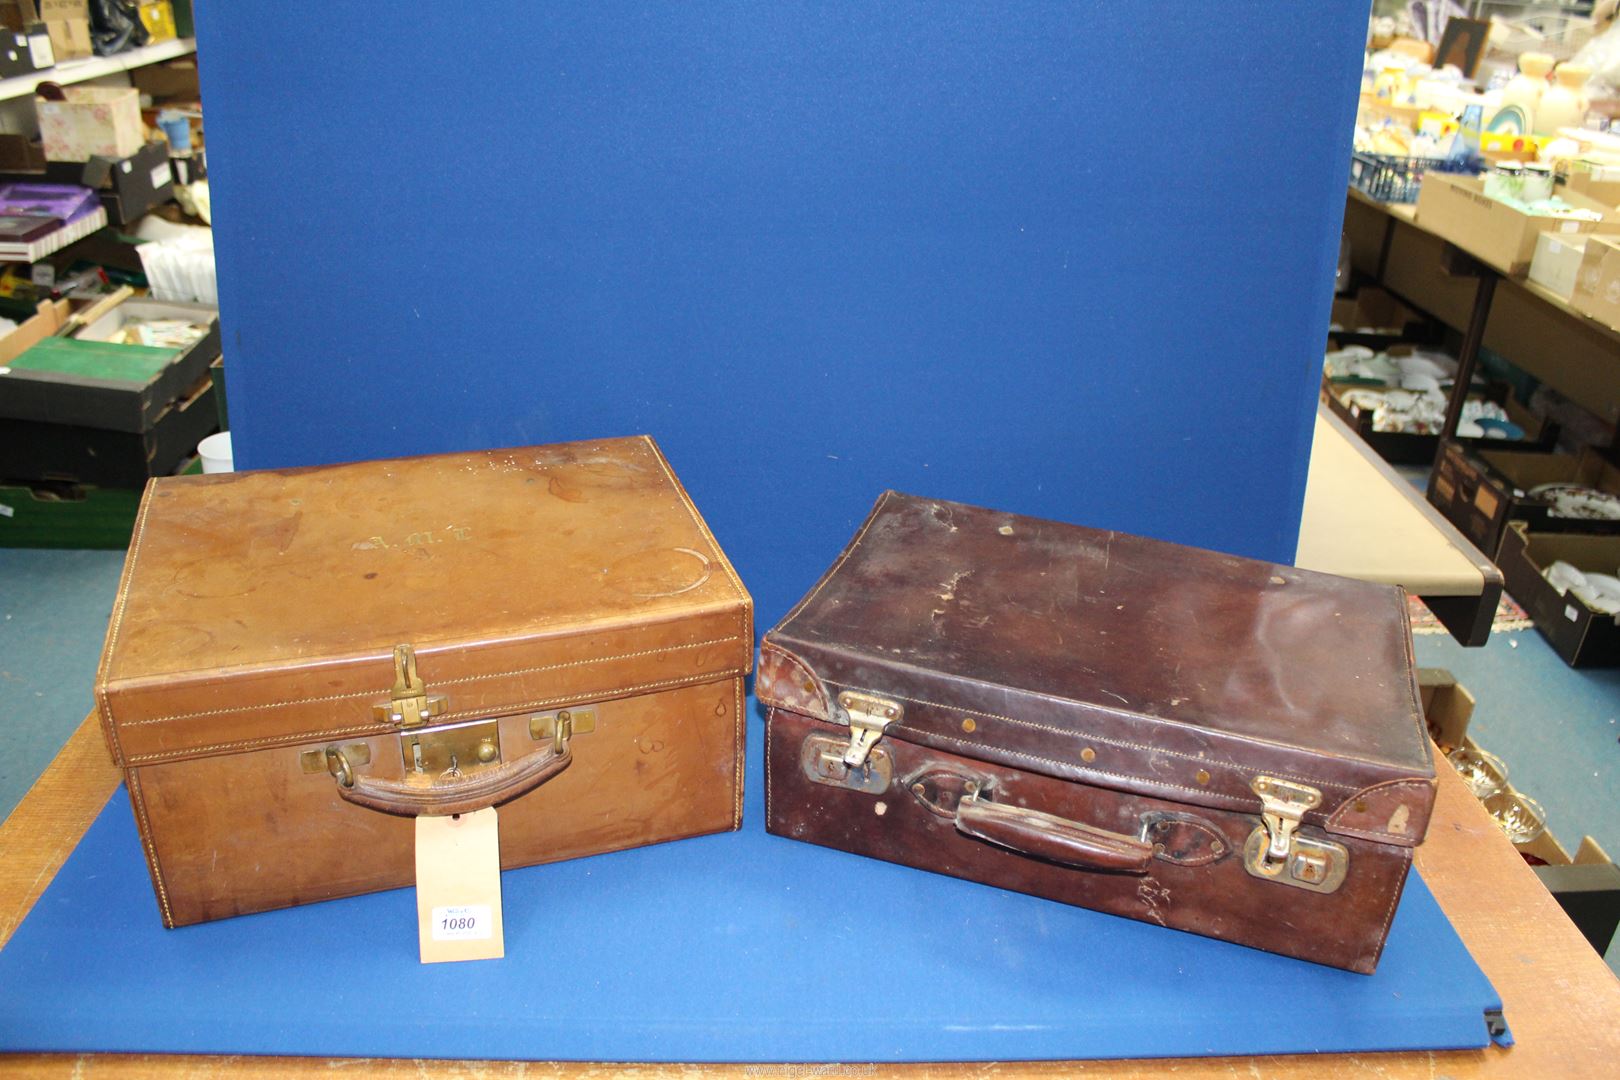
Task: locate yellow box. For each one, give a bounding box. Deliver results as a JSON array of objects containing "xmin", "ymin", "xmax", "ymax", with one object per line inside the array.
[{"xmin": 138, "ymin": 1, "xmax": 176, "ymax": 42}]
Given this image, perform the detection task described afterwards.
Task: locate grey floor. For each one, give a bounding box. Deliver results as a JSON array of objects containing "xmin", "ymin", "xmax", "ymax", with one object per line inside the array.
[{"xmin": 1, "ymin": 544, "xmax": 1616, "ymax": 976}]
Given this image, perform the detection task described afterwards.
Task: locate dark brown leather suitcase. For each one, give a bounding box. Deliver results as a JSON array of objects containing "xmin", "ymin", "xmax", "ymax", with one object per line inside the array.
[
  {"xmin": 760, "ymin": 492, "xmax": 1434, "ymax": 972},
  {"xmin": 96, "ymin": 436, "xmax": 752, "ymax": 927}
]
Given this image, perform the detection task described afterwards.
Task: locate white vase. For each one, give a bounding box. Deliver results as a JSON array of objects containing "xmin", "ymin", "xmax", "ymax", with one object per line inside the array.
[
  {"xmin": 1535, "ymin": 64, "xmax": 1591, "ymax": 136},
  {"xmin": 1501, "ymin": 52, "xmax": 1554, "ymax": 135}
]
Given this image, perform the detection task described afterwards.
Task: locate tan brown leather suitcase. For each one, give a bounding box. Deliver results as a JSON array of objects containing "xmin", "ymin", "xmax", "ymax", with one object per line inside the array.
[
  {"xmin": 95, "ymin": 436, "xmax": 751, "ymax": 927},
  {"xmin": 760, "ymin": 492, "xmax": 1434, "ymax": 973}
]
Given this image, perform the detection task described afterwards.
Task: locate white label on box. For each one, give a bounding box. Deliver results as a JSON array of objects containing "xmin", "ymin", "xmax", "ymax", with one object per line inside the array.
[
  {"xmin": 151, "ymin": 162, "xmax": 172, "ymax": 189},
  {"xmin": 120, "ymin": 160, "xmax": 132, "ymax": 174},
  {"xmin": 1560, "ymin": 221, "xmax": 1580, "ymax": 234},
  {"xmin": 430, "ymin": 905, "xmax": 492, "ymax": 941},
  {"xmin": 1566, "ymin": 604, "xmax": 1580, "ymax": 621},
  {"xmin": 0, "ymin": 503, "xmax": 12, "ymax": 518},
  {"xmin": 27, "ymin": 35, "xmax": 51, "ymax": 69}
]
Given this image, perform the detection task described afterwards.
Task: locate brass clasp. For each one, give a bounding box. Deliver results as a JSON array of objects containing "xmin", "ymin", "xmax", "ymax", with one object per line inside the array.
[
  {"xmin": 529, "ymin": 707, "xmax": 598, "ymax": 754},
  {"xmin": 372, "ymin": 645, "xmax": 448, "ymax": 727}
]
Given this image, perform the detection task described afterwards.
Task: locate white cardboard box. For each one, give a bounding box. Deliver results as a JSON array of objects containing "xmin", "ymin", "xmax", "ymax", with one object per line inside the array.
[
  {"xmin": 37, "ymin": 87, "xmax": 144, "ymax": 163},
  {"xmin": 1529, "ymin": 231, "xmax": 1589, "ymax": 299}
]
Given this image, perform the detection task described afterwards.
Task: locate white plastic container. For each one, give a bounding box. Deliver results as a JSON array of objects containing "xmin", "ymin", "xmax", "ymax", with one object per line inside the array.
[{"xmin": 197, "ymin": 431, "xmax": 233, "ymax": 474}]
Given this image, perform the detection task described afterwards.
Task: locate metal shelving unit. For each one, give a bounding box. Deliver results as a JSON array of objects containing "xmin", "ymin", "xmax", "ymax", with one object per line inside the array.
[{"xmin": 0, "ymin": 38, "xmax": 195, "ymax": 106}]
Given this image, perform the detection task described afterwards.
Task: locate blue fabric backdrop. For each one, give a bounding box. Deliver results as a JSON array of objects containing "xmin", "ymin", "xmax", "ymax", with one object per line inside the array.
[{"xmin": 195, "ymin": 2, "xmax": 1365, "ymax": 609}]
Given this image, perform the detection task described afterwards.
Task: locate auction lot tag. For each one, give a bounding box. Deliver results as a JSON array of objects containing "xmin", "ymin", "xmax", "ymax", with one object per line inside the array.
[{"xmin": 415, "ymin": 808, "xmax": 504, "ymax": 963}]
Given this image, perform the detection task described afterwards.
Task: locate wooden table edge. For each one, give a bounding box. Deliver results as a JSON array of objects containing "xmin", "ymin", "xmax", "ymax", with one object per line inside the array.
[{"xmin": 2, "ymin": 714, "xmax": 1617, "ymax": 1078}]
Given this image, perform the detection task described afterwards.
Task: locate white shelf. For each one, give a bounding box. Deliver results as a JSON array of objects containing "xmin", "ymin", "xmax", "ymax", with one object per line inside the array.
[{"xmin": 0, "ymin": 38, "xmax": 196, "ymax": 105}]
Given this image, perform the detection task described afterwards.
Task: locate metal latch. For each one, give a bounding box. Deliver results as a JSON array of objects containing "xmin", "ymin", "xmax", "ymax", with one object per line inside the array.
[
  {"xmin": 801, "ymin": 732, "xmax": 892, "ymax": 795},
  {"xmin": 529, "ymin": 707, "xmax": 598, "ymax": 754},
  {"xmin": 1243, "ymin": 775, "xmax": 1348, "ymax": 893},
  {"xmin": 836, "ymin": 690, "xmax": 902, "ymax": 768},
  {"xmin": 371, "ymin": 645, "xmax": 448, "ymax": 727}
]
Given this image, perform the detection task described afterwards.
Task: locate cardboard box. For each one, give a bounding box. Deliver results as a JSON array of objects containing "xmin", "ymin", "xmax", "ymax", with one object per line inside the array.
[
  {"xmin": 1570, "ymin": 233, "xmax": 1620, "ymax": 332},
  {"xmin": 131, "ymin": 61, "xmax": 200, "ymax": 103},
  {"xmin": 0, "ymin": 25, "xmax": 49, "ymax": 76},
  {"xmin": 1498, "ymin": 523, "xmax": 1620, "ymax": 667},
  {"xmin": 1414, "ymin": 173, "xmax": 1620, "ymax": 277},
  {"xmin": 1565, "ymin": 167, "xmax": 1620, "ymax": 210},
  {"xmin": 1429, "ymin": 441, "xmax": 1620, "ymax": 557},
  {"xmin": 0, "ymin": 297, "xmax": 219, "ymax": 432},
  {"xmin": 1528, "ymin": 231, "xmax": 1588, "ymax": 299},
  {"xmin": 1417, "ymin": 668, "xmax": 1474, "ymax": 753},
  {"xmin": 0, "ymin": 479, "xmax": 139, "ymax": 548},
  {"xmin": 37, "ymin": 0, "xmax": 88, "ymax": 62},
  {"xmin": 1327, "ymin": 286, "xmax": 1435, "ymax": 346},
  {"xmin": 1532, "ymin": 845, "xmax": 1620, "ymax": 954},
  {"xmin": 0, "ymin": 295, "xmax": 68, "ymax": 362},
  {"xmin": 1323, "ymin": 380, "xmax": 1559, "ymax": 466},
  {"xmin": 37, "ymin": 86, "xmax": 145, "ymax": 163},
  {"xmin": 37, "ymin": 139, "xmax": 173, "ymax": 224},
  {"xmin": 0, "ymin": 369, "xmax": 217, "ymax": 487}
]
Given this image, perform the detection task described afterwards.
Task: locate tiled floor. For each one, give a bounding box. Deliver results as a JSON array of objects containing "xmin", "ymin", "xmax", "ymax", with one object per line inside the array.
[{"xmin": 1, "ymin": 545, "xmax": 1615, "ymax": 974}]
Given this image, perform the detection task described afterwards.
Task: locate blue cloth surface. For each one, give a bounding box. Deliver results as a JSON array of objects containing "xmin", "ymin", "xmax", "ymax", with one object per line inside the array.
[{"xmin": 0, "ymin": 712, "xmax": 1502, "ymax": 1063}]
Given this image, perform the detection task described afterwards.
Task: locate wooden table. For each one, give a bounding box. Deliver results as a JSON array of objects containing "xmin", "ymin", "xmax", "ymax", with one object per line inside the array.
[
  {"xmin": 1343, "ymin": 187, "xmax": 1620, "ymax": 428},
  {"xmin": 3, "ymin": 713, "xmax": 1618, "ymax": 1078},
  {"xmin": 1297, "ymin": 404, "xmax": 1502, "ymax": 645}
]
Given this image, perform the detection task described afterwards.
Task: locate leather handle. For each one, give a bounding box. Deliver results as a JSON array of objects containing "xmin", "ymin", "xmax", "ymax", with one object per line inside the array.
[
  {"xmin": 955, "ymin": 794, "xmax": 1154, "ymax": 873},
  {"xmin": 334, "ymin": 744, "xmax": 572, "ymax": 817}
]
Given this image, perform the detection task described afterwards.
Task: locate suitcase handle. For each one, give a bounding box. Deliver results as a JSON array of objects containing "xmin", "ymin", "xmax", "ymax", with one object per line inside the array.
[
  {"xmin": 956, "ymin": 792, "xmax": 1154, "ymax": 874},
  {"xmin": 332, "ymin": 743, "xmax": 573, "ymax": 817}
]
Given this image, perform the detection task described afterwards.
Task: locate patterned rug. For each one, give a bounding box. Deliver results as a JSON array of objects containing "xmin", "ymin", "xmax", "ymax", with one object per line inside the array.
[{"xmin": 1408, "ymin": 592, "xmax": 1535, "ymax": 635}]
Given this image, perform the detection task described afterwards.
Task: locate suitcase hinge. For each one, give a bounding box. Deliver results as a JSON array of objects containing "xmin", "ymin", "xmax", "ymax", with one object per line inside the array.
[
  {"xmin": 836, "ymin": 690, "xmax": 902, "ymax": 768},
  {"xmin": 1243, "ymin": 775, "xmax": 1349, "ymax": 893},
  {"xmin": 372, "ymin": 645, "xmax": 448, "ymax": 727}
]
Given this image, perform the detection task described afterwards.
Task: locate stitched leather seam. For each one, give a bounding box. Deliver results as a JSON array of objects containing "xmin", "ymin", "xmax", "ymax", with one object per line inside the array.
[
  {"xmin": 771, "ymin": 491, "xmax": 894, "ymax": 636},
  {"xmin": 98, "ymin": 481, "xmax": 158, "ymax": 741},
  {"xmin": 1324, "ymin": 779, "xmax": 1434, "ymax": 828},
  {"xmin": 127, "ymin": 723, "xmax": 387, "ymax": 764},
  {"xmin": 414, "ymin": 670, "xmax": 747, "ymax": 726},
  {"xmin": 1371, "ymin": 850, "xmax": 1411, "ymax": 954},
  {"xmin": 873, "ymin": 690, "xmax": 1361, "ymax": 798},
  {"xmin": 432, "ymin": 635, "xmax": 740, "ymax": 688},
  {"xmin": 1331, "ymin": 824, "xmax": 1421, "ymax": 846},
  {"xmin": 763, "ymin": 665, "xmax": 1360, "ymax": 797},
  {"xmin": 732, "ymin": 675, "xmax": 744, "ymax": 829},
  {"xmin": 917, "ymin": 730, "xmax": 1221, "ymax": 802},
  {"xmin": 764, "ymin": 705, "xmax": 774, "ymax": 822},
  {"xmin": 641, "ymin": 435, "xmax": 748, "ymax": 607},
  {"xmin": 1395, "ymin": 588, "xmax": 1435, "ymax": 769},
  {"xmin": 125, "ymin": 770, "xmax": 174, "ymax": 927},
  {"xmin": 123, "ymin": 670, "xmax": 745, "ymax": 763},
  {"xmin": 794, "ymin": 657, "xmax": 1419, "ymax": 775},
  {"xmin": 118, "ymin": 636, "xmax": 743, "ymax": 727}
]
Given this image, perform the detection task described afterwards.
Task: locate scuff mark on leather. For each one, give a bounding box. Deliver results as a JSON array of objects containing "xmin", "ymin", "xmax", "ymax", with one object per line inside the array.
[{"xmin": 1137, "ymin": 877, "xmax": 1171, "ymax": 926}]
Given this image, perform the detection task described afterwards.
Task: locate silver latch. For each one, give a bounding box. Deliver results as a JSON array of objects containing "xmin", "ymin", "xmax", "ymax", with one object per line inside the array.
[
  {"xmin": 836, "ymin": 690, "xmax": 902, "ymax": 768},
  {"xmin": 1253, "ymin": 775, "xmax": 1319, "ymax": 865},
  {"xmin": 1243, "ymin": 775, "xmax": 1349, "ymax": 893}
]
